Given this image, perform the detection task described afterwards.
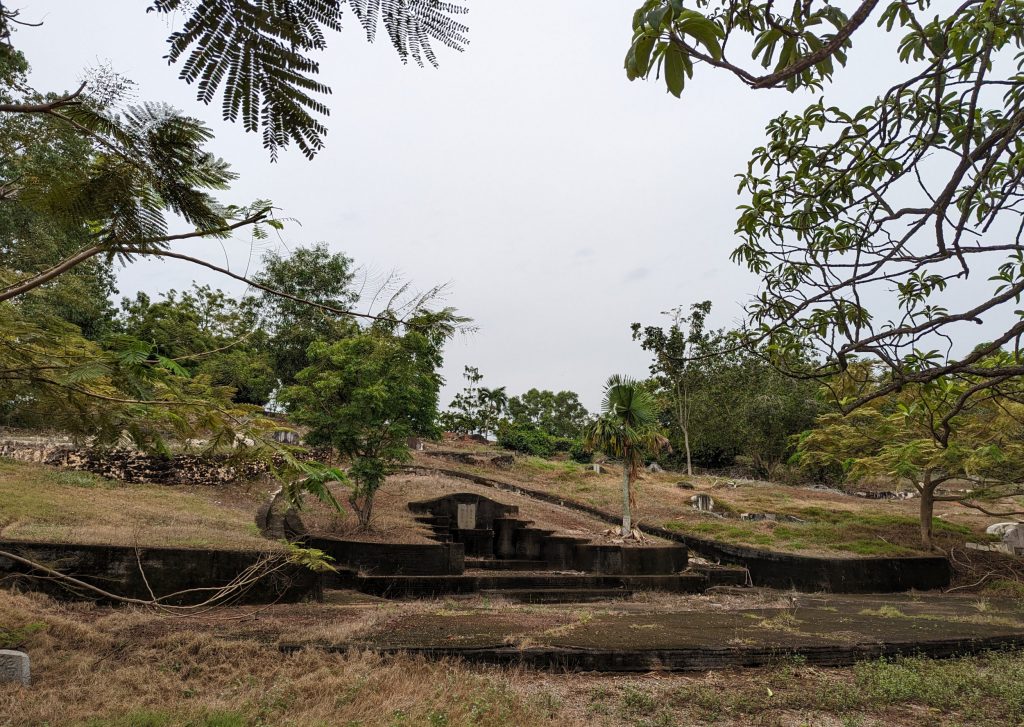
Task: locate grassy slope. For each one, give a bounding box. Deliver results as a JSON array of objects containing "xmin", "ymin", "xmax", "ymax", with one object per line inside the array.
[
  {"xmin": 0, "ymin": 458, "xmax": 276, "ymax": 551},
  {"xmin": 412, "ymin": 444, "xmax": 996, "ymax": 557}
]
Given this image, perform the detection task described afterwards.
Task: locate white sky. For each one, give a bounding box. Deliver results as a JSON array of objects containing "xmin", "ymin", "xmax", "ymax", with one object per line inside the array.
[{"xmin": 13, "ymin": 1, "xmax": 894, "ymax": 410}]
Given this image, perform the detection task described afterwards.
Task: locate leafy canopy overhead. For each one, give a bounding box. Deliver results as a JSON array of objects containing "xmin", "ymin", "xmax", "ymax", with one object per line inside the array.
[
  {"xmin": 626, "ymin": 0, "xmax": 1024, "ymax": 436},
  {"xmin": 149, "ymin": 0, "xmax": 470, "ymax": 159}
]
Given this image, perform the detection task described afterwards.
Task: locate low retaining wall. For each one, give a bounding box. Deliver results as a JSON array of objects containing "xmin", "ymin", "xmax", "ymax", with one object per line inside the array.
[
  {"xmin": 0, "ymin": 540, "xmax": 321, "ymax": 604},
  {"xmin": 307, "ymin": 537, "xmax": 465, "ymax": 576},
  {"xmin": 0, "ymin": 440, "xmax": 267, "ymax": 485},
  {"xmin": 402, "ymin": 465, "xmax": 951, "ymax": 592},
  {"xmin": 288, "ymin": 634, "xmax": 1024, "ymax": 672}
]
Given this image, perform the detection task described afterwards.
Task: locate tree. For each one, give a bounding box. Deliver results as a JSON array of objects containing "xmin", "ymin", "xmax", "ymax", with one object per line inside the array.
[
  {"xmin": 116, "ymin": 284, "xmax": 277, "ymax": 405},
  {"xmin": 632, "ymin": 301, "xmax": 712, "ymax": 476},
  {"xmin": 281, "ymin": 311, "xmax": 457, "ymax": 529},
  {"xmin": 793, "ymin": 359, "xmax": 1024, "ymax": 549},
  {"xmin": 253, "ymin": 244, "xmax": 360, "ymax": 388},
  {"xmin": 585, "ymin": 375, "xmax": 669, "ymax": 536},
  {"xmin": 625, "ymin": 1, "xmax": 1024, "ymax": 439},
  {"xmin": 442, "ymin": 366, "xmax": 490, "ymax": 436},
  {"xmin": 506, "ymin": 389, "xmax": 591, "ymax": 439}
]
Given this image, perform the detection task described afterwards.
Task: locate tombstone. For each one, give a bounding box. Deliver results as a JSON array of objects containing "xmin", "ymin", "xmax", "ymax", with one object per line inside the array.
[
  {"xmin": 690, "ymin": 494, "xmax": 714, "ymax": 512},
  {"xmin": 646, "ymin": 462, "xmax": 664, "ymax": 473},
  {"xmin": 456, "ymin": 502, "xmax": 477, "ymax": 530},
  {"xmin": 988, "ymin": 522, "xmax": 1024, "ymax": 555},
  {"xmin": 592, "ymin": 463, "xmax": 604, "ymax": 474},
  {"xmin": 407, "ymin": 437, "xmax": 424, "ymax": 451},
  {"xmin": 0, "ymin": 650, "xmax": 29, "ymax": 686}
]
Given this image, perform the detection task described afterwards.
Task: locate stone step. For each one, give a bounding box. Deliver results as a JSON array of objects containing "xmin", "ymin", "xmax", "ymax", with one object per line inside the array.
[
  {"xmin": 464, "ymin": 558, "xmax": 548, "ymax": 571},
  {"xmin": 349, "ymin": 573, "xmax": 708, "ymax": 599},
  {"xmin": 477, "ymin": 588, "xmax": 632, "ymax": 604}
]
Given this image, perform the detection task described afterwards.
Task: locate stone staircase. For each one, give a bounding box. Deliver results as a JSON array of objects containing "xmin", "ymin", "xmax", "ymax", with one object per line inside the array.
[{"xmin": 323, "ymin": 492, "xmax": 750, "ymax": 603}]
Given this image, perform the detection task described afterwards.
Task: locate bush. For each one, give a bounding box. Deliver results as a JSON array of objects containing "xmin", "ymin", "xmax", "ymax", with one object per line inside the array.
[
  {"xmin": 569, "ymin": 440, "xmax": 593, "ymax": 463},
  {"xmin": 496, "ymin": 423, "xmax": 556, "ymax": 457},
  {"xmin": 552, "ymin": 437, "xmax": 573, "ymax": 453}
]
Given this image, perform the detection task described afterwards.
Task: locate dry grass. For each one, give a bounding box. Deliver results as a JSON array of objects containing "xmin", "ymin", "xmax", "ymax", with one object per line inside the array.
[
  {"xmin": 301, "ymin": 471, "xmax": 648, "ymax": 545},
  {"xmin": 413, "ymin": 445, "xmax": 995, "ymax": 556},
  {"xmin": 3, "ymin": 590, "xmax": 1024, "ymax": 726},
  {"xmin": 0, "ymin": 591, "xmax": 557, "ymax": 727},
  {"xmin": 0, "ymin": 459, "xmax": 276, "ymax": 551}
]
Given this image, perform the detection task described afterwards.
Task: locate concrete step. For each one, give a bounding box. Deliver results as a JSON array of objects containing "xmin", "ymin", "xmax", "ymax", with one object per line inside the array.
[
  {"xmin": 477, "ymin": 588, "xmax": 631, "ymax": 604},
  {"xmin": 464, "ymin": 558, "xmax": 548, "ymax": 571},
  {"xmin": 350, "ymin": 572, "xmax": 708, "ymax": 598}
]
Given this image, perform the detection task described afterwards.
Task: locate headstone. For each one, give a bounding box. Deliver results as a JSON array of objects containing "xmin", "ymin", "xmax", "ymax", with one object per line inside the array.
[
  {"xmin": 407, "ymin": 437, "xmax": 424, "ymax": 451},
  {"xmin": 592, "ymin": 463, "xmax": 604, "ymax": 474},
  {"xmin": 456, "ymin": 503, "xmax": 477, "ymax": 530},
  {"xmin": 690, "ymin": 494, "xmax": 714, "ymax": 512},
  {"xmin": 646, "ymin": 462, "xmax": 664, "ymax": 473},
  {"xmin": 988, "ymin": 522, "xmax": 1024, "ymax": 555},
  {"xmin": 0, "ymin": 650, "xmax": 29, "ymax": 686}
]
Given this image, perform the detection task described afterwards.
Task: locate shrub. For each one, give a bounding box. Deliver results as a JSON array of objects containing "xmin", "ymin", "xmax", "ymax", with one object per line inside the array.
[
  {"xmin": 569, "ymin": 440, "xmax": 593, "ymax": 463},
  {"xmin": 496, "ymin": 423, "xmax": 555, "ymax": 457}
]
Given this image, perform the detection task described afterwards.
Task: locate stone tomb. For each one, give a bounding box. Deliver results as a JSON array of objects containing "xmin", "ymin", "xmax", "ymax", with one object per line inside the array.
[{"xmin": 408, "ymin": 493, "xmax": 687, "ymax": 575}]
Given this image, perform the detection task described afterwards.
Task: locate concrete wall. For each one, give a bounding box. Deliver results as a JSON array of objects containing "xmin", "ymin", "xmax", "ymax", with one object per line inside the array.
[
  {"xmin": 307, "ymin": 537, "xmax": 465, "ymax": 576},
  {"xmin": 0, "ymin": 540, "xmax": 321, "ymax": 604}
]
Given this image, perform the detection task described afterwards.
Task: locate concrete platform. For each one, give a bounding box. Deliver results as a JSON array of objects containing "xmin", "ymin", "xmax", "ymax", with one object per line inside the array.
[{"xmin": 283, "ymin": 592, "xmax": 1024, "ymax": 672}]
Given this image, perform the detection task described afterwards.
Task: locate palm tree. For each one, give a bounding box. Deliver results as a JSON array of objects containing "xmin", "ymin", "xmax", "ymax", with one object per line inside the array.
[
  {"xmin": 477, "ymin": 386, "xmax": 509, "ymax": 438},
  {"xmin": 585, "ymin": 375, "xmax": 669, "ymax": 536}
]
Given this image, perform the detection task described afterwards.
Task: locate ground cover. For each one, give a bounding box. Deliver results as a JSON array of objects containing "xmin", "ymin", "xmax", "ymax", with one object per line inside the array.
[
  {"xmin": 412, "ymin": 443, "xmax": 999, "ymax": 557},
  {"xmin": 3, "ymin": 589, "xmax": 1024, "ymax": 726},
  {"xmin": 0, "ymin": 458, "xmax": 276, "ymax": 551}
]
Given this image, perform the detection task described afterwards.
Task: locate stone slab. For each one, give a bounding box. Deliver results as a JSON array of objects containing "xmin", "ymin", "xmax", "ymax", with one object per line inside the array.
[{"xmin": 0, "ymin": 649, "xmax": 29, "ymax": 686}]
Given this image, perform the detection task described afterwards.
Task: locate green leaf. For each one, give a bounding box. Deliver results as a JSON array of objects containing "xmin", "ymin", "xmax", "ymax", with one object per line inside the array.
[{"xmin": 664, "ymin": 46, "xmax": 686, "ymax": 97}]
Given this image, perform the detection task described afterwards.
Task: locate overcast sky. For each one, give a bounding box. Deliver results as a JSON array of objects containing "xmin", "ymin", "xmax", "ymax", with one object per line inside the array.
[{"xmin": 13, "ymin": 1, "xmax": 891, "ymax": 410}]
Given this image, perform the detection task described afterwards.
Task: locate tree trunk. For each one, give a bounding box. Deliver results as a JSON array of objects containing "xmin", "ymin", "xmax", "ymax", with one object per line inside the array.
[
  {"xmin": 683, "ymin": 425, "xmax": 693, "ymax": 477},
  {"xmin": 357, "ymin": 495, "xmax": 374, "ymax": 530},
  {"xmin": 621, "ymin": 450, "xmax": 632, "ymax": 536},
  {"xmin": 920, "ymin": 472, "xmax": 935, "ymax": 550}
]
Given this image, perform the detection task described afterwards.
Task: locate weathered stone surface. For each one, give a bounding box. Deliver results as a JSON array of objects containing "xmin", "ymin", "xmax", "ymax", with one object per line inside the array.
[
  {"xmin": 690, "ymin": 494, "xmax": 714, "ymax": 512},
  {"xmin": 0, "ymin": 439, "xmax": 267, "ymax": 485},
  {"xmin": 0, "ymin": 650, "xmax": 29, "ymax": 686}
]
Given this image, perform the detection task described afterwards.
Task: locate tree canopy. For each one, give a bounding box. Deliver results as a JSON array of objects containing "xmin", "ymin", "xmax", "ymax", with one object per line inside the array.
[{"xmin": 626, "ymin": 0, "xmax": 1024, "ymax": 435}]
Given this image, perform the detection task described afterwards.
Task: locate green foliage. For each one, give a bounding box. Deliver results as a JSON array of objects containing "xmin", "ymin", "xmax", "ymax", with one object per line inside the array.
[
  {"xmin": 585, "ymin": 374, "xmax": 669, "ymax": 532},
  {"xmin": 284, "ymin": 542, "xmax": 336, "ymax": 573},
  {"xmin": 254, "ymin": 244, "xmax": 360, "ymax": 389},
  {"xmin": 568, "ymin": 440, "xmax": 594, "ymax": 464},
  {"xmin": 149, "ymin": 0, "xmax": 469, "ymax": 159},
  {"xmin": 627, "ymin": 0, "xmax": 1024, "ymax": 427},
  {"xmin": 634, "ymin": 305, "xmax": 821, "ymax": 475},
  {"xmin": 0, "ymin": 621, "xmax": 46, "ymax": 649},
  {"xmin": 441, "ymin": 366, "xmax": 507, "ymax": 437},
  {"xmin": 794, "ymin": 361, "xmax": 1024, "ymax": 547},
  {"xmin": 506, "ymin": 388, "xmax": 591, "ymax": 439},
  {"xmin": 496, "ymin": 423, "xmax": 556, "ymax": 457},
  {"xmin": 116, "ymin": 284, "xmax": 276, "ymax": 405},
  {"xmin": 281, "ymin": 313, "xmax": 454, "ymax": 528}
]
